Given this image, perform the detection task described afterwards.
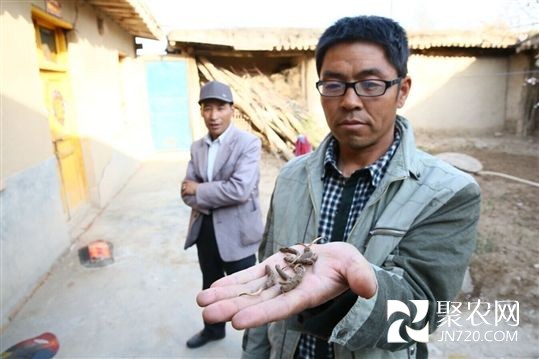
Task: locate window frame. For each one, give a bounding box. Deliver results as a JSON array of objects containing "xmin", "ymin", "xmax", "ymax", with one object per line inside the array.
[{"xmin": 31, "ymin": 5, "xmax": 72, "ymax": 72}]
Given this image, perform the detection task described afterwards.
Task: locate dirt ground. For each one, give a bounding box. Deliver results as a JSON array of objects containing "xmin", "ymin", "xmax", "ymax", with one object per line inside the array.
[
  {"xmin": 416, "ymin": 131, "xmax": 539, "ymax": 328},
  {"xmin": 260, "ymin": 130, "xmax": 539, "ymax": 327}
]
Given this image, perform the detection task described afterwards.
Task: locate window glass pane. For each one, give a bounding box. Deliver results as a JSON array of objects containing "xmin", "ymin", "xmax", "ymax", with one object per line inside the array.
[{"xmin": 39, "ymin": 26, "xmax": 57, "ymax": 61}]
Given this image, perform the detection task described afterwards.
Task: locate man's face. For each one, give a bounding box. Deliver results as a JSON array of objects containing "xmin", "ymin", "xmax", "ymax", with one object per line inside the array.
[
  {"xmin": 319, "ymin": 41, "xmax": 411, "ymax": 157},
  {"xmin": 200, "ymin": 100, "xmax": 234, "ymax": 140}
]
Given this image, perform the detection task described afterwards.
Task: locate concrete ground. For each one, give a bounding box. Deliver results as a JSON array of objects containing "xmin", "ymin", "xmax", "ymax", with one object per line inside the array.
[{"xmin": 1, "ymin": 152, "xmax": 255, "ymax": 358}]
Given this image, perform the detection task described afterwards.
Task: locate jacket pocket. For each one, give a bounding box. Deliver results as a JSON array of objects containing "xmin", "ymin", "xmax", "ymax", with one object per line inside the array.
[
  {"xmin": 238, "ymin": 202, "xmax": 264, "ymax": 246},
  {"xmin": 363, "ymin": 228, "xmax": 406, "ymax": 266}
]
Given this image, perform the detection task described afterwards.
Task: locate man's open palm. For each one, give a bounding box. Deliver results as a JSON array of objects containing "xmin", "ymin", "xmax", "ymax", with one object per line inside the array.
[{"xmin": 196, "ymin": 242, "xmax": 377, "ymax": 329}]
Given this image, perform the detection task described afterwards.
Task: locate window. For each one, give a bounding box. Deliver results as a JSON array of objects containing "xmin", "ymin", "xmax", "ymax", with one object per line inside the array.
[
  {"xmin": 31, "ymin": 5, "xmax": 72, "ymax": 71},
  {"xmin": 38, "ymin": 25, "xmax": 59, "ymax": 62}
]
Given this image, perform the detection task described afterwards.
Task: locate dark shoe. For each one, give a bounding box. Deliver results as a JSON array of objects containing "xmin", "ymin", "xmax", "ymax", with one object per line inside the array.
[{"xmin": 186, "ymin": 331, "xmax": 225, "ymax": 349}]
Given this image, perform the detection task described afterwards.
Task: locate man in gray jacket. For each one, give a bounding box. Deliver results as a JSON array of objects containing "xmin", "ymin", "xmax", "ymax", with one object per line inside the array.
[
  {"xmin": 181, "ymin": 81, "xmax": 264, "ymax": 349},
  {"xmin": 196, "ymin": 16, "xmax": 481, "ymax": 358}
]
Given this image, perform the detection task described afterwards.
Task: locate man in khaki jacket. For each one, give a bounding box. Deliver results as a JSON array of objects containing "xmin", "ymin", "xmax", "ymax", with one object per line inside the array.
[{"xmin": 196, "ymin": 17, "xmax": 480, "ymax": 359}]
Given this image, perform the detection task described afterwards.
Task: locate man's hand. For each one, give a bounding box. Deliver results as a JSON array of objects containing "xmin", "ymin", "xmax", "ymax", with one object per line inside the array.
[
  {"xmin": 181, "ymin": 180, "xmax": 199, "ymax": 196},
  {"xmin": 196, "ymin": 242, "xmax": 378, "ymax": 329}
]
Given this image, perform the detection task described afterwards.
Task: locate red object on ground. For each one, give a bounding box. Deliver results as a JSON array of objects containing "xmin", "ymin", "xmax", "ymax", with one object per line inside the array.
[
  {"xmin": 1, "ymin": 332, "xmax": 59, "ymax": 359},
  {"xmin": 78, "ymin": 240, "xmax": 114, "ymax": 267},
  {"xmin": 294, "ymin": 134, "xmax": 312, "ymax": 156},
  {"xmin": 87, "ymin": 240, "xmax": 112, "ymax": 262}
]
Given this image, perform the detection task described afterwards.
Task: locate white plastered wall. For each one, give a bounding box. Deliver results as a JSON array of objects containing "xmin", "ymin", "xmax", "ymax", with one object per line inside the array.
[
  {"xmin": 63, "ymin": 1, "xmax": 152, "ymax": 207},
  {"xmin": 403, "ymin": 54, "xmax": 508, "ymax": 133}
]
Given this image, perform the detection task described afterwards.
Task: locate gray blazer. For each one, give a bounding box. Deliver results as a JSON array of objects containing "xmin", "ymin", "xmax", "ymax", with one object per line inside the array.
[{"xmin": 181, "ymin": 124, "xmax": 264, "ymax": 262}]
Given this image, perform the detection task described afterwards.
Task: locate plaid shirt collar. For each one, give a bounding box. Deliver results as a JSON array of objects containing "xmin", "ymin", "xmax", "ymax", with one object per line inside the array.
[{"xmin": 322, "ymin": 128, "xmax": 401, "ymax": 186}]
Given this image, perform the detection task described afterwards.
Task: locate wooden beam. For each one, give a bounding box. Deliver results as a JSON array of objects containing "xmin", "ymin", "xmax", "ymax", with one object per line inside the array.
[{"xmin": 31, "ymin": 5, "xmax": 73, "ymax": 29}]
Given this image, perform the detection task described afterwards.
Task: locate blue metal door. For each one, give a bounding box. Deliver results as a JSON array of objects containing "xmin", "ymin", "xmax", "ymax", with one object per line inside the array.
[{"xmin": 146, "ymin": 61, "xmax": 191, "ymax": 150}]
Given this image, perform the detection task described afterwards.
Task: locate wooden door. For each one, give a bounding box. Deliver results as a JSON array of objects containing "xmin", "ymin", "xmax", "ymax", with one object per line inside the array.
[
  {"xmin": 40, "ymin": 71, "xmax": 87, "ymax": 216},
  {"xmin": 33, "ymin": 10, "xmax": 86, "ymax": 217}
]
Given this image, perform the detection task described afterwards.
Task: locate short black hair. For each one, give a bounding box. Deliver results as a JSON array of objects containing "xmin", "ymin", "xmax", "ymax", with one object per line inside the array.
[{"xmin": 315, "ymin": 16, "xmax": 409, "ymax": 78}]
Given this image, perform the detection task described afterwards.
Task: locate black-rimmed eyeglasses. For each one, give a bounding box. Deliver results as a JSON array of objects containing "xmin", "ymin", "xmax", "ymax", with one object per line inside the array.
[{"xmin": 316, "ymin": 78, "xmax": 401, "ymax": 97}]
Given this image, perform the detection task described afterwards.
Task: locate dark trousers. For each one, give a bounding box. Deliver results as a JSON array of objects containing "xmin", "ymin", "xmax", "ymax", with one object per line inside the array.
[{"xmin": 195, "ymin": 214, "xmax": 256, "ymax": 336}]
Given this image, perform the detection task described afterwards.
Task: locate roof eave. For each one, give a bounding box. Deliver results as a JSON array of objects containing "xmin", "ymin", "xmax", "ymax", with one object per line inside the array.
[{"xmin": 86, "ymin": 0, "xmax": 163, "ymax": 40}]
